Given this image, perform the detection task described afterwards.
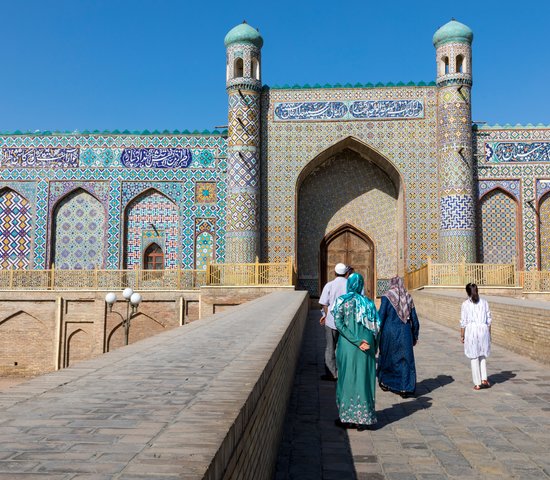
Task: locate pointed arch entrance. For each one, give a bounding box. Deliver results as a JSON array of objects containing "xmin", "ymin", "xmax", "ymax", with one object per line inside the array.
[
  {"xmin": 320, "ymin": 225, "xmax": 375, "ymax": 298},
  {"xmin": 296, "ymin": 136, "xmax": 404, "ymax": 297}
]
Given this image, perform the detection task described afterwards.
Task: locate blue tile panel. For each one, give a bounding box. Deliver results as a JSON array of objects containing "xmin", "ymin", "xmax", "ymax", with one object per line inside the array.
[{"xmin": 0, "ymin": 134, "xmax": 227, "ymax": 270}]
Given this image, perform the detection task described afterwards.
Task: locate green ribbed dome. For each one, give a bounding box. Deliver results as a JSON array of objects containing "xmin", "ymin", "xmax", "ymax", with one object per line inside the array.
[
  {"xmin": 224, "ymin": 22, "xmax": 263, "ymax": 48},
  {"xmin": 433, "ymin": 19, "xmax": 473, "ymax": 47}
]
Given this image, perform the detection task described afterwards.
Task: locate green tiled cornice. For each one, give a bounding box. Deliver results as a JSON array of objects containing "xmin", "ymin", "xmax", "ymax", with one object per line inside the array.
[{"xmin": 266, "ymin": 81, "xmax": 436, "ymax": 90}]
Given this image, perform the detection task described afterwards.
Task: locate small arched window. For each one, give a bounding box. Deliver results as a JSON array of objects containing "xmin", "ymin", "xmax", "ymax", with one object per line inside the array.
[
  {"xmin": 443, "ymin": 56, "xmax": 449, "ymax": 74},
  {"xmin": 251, "ymin": 57, "xmax": 260, "ymax": 80},
  {"xmin": 144, "ymin": 243, "xmax": 164, "ymax": 270},
  {"xmin": 234, "ymin": 57, "xmax": 244, "ymax": 78},
  {"xmin": 456, "ymin": 55, "xmax": 464, "ymax": 73}
]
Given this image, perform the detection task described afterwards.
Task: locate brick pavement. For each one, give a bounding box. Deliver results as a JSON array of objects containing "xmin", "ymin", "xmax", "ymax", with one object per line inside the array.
[{"xmin": 275, "ymin": 309, "xmax": 550, "ymax": 480}]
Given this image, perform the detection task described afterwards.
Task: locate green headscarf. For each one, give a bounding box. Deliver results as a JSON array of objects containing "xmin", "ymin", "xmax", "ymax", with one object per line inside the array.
[{"xmin": 332, "ymin": 273, "xmax": 380, "ymax": 335}]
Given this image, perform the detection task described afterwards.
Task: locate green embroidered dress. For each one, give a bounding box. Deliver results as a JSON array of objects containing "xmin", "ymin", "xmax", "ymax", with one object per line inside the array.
[{"xmin": 332, "ymin": 274, "xmax": 380, "ymax": 426}]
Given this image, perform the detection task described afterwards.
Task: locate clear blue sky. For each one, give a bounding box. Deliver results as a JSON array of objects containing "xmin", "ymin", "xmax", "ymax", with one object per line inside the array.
[{"xmin": 2, "ymin": 0, "xmax": 549, "ymax": 132}]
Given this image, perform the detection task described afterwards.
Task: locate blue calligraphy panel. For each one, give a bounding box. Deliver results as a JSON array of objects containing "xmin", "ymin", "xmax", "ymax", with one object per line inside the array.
[
  {"xmin": 121, "ymin": 148, "xmax": 193, "ymax": 168},
  {"xmin": 273, "ymin": 99, "xmax": 424, "ymax": 121},
  {"xmin": 349, "ymin": 100, "xmax": 423, "ymax": 119},
  {"xmin": 1, "ymin": 148, "xmax": 79, "ymax": 168},
  {"xmin": 274, "ymin": 102, "xmax": 348, "ymax": 121},
  {"xmin": 485, "ymin": 142, "xmax": 550, "ymax": 163}
]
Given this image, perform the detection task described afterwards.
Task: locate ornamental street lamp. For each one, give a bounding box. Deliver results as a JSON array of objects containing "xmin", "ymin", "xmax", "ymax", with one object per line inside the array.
[{"xmin": 105, "ymin": 288, "xmax": 142, "ymax": 346}]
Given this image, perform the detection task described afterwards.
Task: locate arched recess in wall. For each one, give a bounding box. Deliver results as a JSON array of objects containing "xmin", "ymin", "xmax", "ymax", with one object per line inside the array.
[
  {"xmin": 295, "ymin": 136, "xmax": 404, "ymax": 297},
  {"xmin": 0, "ymin": 188, "xmax": 32, "ymax": 269},
  {"xmin": 65, "ymin": 328, "xmax": 93, "ymax": 368},
  {"xmin": 234, "ymin": 57, "xmax": 244, "ymax": 78},
  {"xmin": 51, "ymin": 188, "xmax": 107, "ymax": 269},
  {"xmin": 123, "ymin": 189, "xmax": 180, "ymax": 270},
  {"xmin": 478, "ymin": 188, "xmax": 520, "ymax": 266},
  {"xmin": 539, "ymin": 192, "xmax": 550, "ymax": 270},
  {"xmin": 0, "ymin": 311, "xmax": 52, "ymax": 376},
  {"xmin": 106, "ymin": 312, "xmax": 165, "ymax": 351}
]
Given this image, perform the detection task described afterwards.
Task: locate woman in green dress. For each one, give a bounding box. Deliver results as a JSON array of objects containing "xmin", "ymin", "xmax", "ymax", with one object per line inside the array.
[{"xmin": 332, "ymin": 273, "xmax": 381, "ymax": 430}]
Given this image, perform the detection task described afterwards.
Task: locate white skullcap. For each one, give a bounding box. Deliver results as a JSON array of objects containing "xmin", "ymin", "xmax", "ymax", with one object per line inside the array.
[{"xmin": 334, "ymin": 263, "xmax": 348, "ymax": 275}]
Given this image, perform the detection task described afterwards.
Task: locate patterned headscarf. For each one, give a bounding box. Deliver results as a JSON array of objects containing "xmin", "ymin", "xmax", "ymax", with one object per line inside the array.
[
  {"xmin": 332, "ymin": 273, "xmax": 380, "ymax": 335},
  {"xmin": 385, "ymin": 276, "xmax": 414, "ymax": 324}
]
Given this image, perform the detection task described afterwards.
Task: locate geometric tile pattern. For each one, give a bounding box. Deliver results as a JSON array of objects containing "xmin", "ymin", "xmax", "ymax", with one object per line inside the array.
[
  {"xmin": 0, "ymin": 189, "xmax": 32, "ymax": 269},
  {"xmin": 478, "ymin": 189, "xmax": 517, "ymax": 264},
  {"xmin": 125, "ymin": 191, "xmax": 179, "ymax": 269},
  {"xmin": 195, "ymin": 182, "xmax": 217, "ymax": 204},
  {"xmin": 195, "ymin": 217, "xmax": 216, "ymax": 270},
  {"xmin": 540, "ymin": 193, "xmax": 550, "ymax": 270},
  {"xmin": 225, "ymin": 72, "xmax": 261, "ymax": 262},
  {"xmin": 478, "ymin": 179, "xmax": 520, "ymax": 200},
  {"xmin": 297, "ymin": 149, "xmax": 397, "ymax": 284},
  {"xmin": 0, "ymin": 133, "xmax": 228, "ymax": 270},
  {"xmin": 473, "ymin": 126, "xmax": 550, "ymax": 270},
  {"xmin": 440, "ymin": 195, "xmax": 475, "ymax": 229},
  {"xmin": 262, "ymin": 85, "xmax": 440, "ymax": 271},
  {"xmin": 52, "ymin": 190, "xmax": 107, "ymax": 269}
]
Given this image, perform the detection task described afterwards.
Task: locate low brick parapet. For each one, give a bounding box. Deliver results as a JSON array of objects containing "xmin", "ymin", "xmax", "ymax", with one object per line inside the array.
[
  {"xmin": 411, "ymin": 288, "xmax": 550, "ymax": 365},
  {"xmin": 0, "ymin": 290, "xmax": 309, "ymax": 479}
]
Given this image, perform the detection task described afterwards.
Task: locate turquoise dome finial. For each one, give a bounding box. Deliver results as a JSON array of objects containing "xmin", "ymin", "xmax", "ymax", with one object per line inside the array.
[
  {"xmin": 224, "ymin": 21, "xmax": 264, "ymax": 48},
  {"xmin": 433, "ymin": 19, "xmax": 473, "ymax": 47}
]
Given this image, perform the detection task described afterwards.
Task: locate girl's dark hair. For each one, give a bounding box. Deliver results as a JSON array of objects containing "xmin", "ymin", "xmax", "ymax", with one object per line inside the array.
[{"xmin": 465, "ymin": 283, "xmax": 480, "ymax": 303}]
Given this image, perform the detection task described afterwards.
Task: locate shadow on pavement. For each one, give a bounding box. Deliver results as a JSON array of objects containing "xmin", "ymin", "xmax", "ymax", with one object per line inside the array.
[
  {"xmin": 489, "ymin": 370, "xmax": 516, "ymax": 385},
  {"xmin": 415, "ymin": 374, "xmax": 454, "ymax": 395},
  {"xmin": 375, "ymin": 395, "xmax": 433, "ymax": 429}
]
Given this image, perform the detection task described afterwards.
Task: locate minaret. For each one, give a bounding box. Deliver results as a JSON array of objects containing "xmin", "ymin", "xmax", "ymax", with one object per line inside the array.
[
  {"xmin": 224, "ymin": 22, "xmax": 263, "ymax": 263},
  {"xmin": 433, "ymin": 19, "xmax": 476, "ymax": 262}
]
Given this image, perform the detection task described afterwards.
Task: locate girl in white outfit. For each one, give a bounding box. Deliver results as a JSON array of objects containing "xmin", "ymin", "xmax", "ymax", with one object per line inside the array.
[{"xmin": 460, "ymin": 283, "xmax": 492, "ymax": 390}]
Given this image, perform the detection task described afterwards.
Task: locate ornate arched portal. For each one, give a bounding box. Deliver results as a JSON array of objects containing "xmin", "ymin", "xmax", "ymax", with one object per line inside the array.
[
  {"xmin": 296, "ymin": 136, "xmax": 404, "ymax": 297},
  {"xmin": 320, "ymin": 225, "xmax": 375, "ymax": 298}
]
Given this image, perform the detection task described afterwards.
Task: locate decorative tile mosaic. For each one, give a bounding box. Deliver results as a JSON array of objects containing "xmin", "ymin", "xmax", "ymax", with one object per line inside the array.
[
  {"xmin": 121, "ymin": 148, "xmax": 193, "ymax": 168},
  {"xmin": 1, "ymin": 148, "xmax": 79, "ymax": 168},
  {"xmin": 125, "ymin": 191, "xmax": 179, "ymax": 269},
  {"xmin": 474, "ymin": 127, "xmax": 550, "ymax": 270},
  {"xmin": 273, "ymin": 99, "xmax": 424, "ymax": 121},
  {"xmin": 485, "ymin": 142, "xmax": 550, "ymax": 163},
  {"xmin": 52, "ymin": 190, "xmax": 107, "ymax": 269},
  {"xmin": 195, "ymin": 182, "xmax": 217, "ymax": 204},
  {"xmin": 540, "ymin": 193, "xmax": 550, "ymax": 270},
  {"xmin": 478, "ymin": 189, "xmax": 518, "ymax": 264},
  {"xmin": 0, "ymin": 133, "xmax": 227, "ymax": 270},
  {"xmin": 478, "ymin": 180, "xmax": 520, "ymax": 200},
  {"xmin": 0, "ymin": 189, "xmax": 32, "ymax": 269}
]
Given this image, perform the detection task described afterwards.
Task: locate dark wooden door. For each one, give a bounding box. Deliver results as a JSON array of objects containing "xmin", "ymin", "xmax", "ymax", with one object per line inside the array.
[{"xmin": 320, "ymin": 226, "xmax": 375, "ymax": 298}]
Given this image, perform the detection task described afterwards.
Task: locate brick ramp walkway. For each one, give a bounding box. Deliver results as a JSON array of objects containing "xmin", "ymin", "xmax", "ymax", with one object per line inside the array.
[{"xmin": 275, "ymin": 310, "xmax": 550, "ymax": 480}]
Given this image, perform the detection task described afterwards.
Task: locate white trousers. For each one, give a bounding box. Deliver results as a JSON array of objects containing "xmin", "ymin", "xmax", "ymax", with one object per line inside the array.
[{"xmin": 470, "ymin": 356, "xmax": 488, "ymax": 386}]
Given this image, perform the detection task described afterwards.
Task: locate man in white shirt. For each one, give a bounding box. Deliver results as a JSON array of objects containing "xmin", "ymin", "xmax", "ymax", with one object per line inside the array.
[{"xmin": 319, "ymin": 263, "xmax": 350, "ymax": 381}]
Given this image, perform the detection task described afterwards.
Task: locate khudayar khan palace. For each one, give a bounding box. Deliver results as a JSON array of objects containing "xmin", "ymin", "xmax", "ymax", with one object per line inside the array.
[{"xmin": 1, "ymin": 19, "xmax": 549, "ymax": 298}]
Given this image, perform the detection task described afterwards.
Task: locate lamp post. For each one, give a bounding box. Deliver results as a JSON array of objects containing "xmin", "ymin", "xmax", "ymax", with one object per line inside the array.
[{"xmin": 105, "ymin": 288, "xmax": 142, "ymax": 346}]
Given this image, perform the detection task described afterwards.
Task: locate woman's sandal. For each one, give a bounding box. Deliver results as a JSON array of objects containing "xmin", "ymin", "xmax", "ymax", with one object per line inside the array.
[
  {"xmin": 473, "ymin": 385, "xmax": 482, "ymax": 390},
  {"xmin": 481, "ymin": 380, "xmax": 491, "ymax": 389}
]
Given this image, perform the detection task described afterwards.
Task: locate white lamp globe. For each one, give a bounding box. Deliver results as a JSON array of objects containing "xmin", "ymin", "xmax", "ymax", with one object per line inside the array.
[
  {"xmin": 105, "ymin": 292, "xmax": 117, "ymax": 305},
  {"xmin": 122, "ymin": 287, "xmax": 134, "ymax": 300},
  {"xmin": 130, "ymin": 292, "xmax": 142, "ymax": 306}
]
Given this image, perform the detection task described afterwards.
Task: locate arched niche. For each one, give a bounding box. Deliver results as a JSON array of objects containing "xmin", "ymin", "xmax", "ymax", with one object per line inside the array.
[
  {"xmin": 478, "ymin": 188, "xmax": 520, "ymax": 265},
  {"xmin": 65, "ymin": 328, "xmax": 93, "ymax": 368},
  {"xmin": 539, "ymin": 192, "xmax": 550, "ymax": 270},
  {"xmin": 296, "ymin": 136, "xmax": 404, "ymax": 297},
  {"xmin": 51, "ymin": 188, "xmax": 107, "ymax": 269},
  {"xmin": 123, "ymin": 189, "xmax": 179, "ymax": 269},
  {"xmin": 0, "ymin": 311, "xmax": 52, "ymax": 376},
  {"xmin": 0, "ymin": 188, "xmax": 32, "ymax": 269}
]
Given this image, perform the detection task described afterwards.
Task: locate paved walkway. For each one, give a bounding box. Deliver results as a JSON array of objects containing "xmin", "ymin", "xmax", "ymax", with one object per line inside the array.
[{"xmin": 275, "ymin": 310, "xmax": 550, "ymax": 480}]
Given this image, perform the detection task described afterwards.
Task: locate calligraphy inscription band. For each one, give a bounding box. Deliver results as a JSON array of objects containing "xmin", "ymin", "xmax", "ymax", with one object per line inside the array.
[{"xmin": 273, "ymin": 99, "xmax": 424, "ymax": 122}]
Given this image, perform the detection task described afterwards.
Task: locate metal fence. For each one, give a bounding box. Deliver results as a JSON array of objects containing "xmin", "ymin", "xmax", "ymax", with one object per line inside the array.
[
  {"xmin": 0, "ymin": 259, "xmax": 294, "ymax": 291},
  {"xmin": 405, "ymin": 257, "xmax": 550, "ymax": 293}
]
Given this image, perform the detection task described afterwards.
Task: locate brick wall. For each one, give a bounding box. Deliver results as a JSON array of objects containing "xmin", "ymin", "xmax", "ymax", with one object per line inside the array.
[{"xmin": 411, "ymin": 288, "xmax": 550, "ymax": 365}]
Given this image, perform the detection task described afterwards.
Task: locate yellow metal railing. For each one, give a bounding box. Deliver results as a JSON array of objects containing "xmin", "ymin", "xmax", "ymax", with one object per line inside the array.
[
  {"xmin": 405, "ymin": 257, "xmax": 519, "ymax": 290},
  {"xmin": 518, "ymin": 270, "xmax": 550, "ymax": 292},
  {"xmin": 207, "ymin": 258, "xmax": 294, "ymax": 287},
  {"xmin": 0, "ymin": 259, "xmax": 294, "ymax": 291}
]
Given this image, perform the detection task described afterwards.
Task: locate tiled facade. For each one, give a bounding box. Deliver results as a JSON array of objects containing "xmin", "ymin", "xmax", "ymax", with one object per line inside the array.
[{"xmin": 0, "ymin": 20, "xmax": 549, "ymax": 293}]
